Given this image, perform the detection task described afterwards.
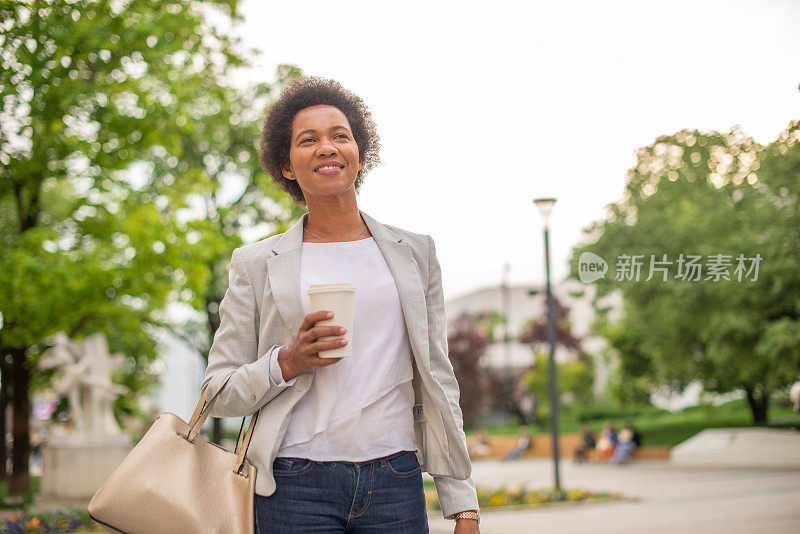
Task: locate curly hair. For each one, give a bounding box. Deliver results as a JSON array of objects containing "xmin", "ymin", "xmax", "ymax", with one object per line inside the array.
[{"xmin": 259, "ymin": 76, "xmax": 381, "ymax": 206}]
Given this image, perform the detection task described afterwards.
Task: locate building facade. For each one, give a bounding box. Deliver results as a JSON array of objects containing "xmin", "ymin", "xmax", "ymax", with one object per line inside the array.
[{"xmin": 444, "ymin": 278, "xmax": 620, "ymax": 401}]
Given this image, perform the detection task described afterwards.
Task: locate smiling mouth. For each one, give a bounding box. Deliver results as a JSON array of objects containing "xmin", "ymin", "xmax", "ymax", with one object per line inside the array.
[{"xmin": 315, "ymin": 165, "xmax": 344, "ymax": 174}]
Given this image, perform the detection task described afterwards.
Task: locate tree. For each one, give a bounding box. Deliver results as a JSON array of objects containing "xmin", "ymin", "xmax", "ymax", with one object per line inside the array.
[
  {"xmin": 571, "ymin": 122, "xmax": 800, "ymax": 423},
  {"xmin": 522, "ymin": 352, "xmax": 594, "ymax": 422},
  {"xmin": 518, "ymin": 296, "xmax": 587, "ymax": 361},
  {"xmin": 517, "ymin": 296, "xmax": 592, "ymax": 423},
  {"xmin": 0, "ymin": 0, "xmax": 299, "ymax": 493},
  {"xmin": 447, "ymin": 311, "xmax": 491, "ymax": 428},
  {"xmin": 594, "ymin": 312, "xmax": 655, "ymax": 407},
  {"xmin": 154, "ymin": 62, "xmax": 307, "ymax": 443}
]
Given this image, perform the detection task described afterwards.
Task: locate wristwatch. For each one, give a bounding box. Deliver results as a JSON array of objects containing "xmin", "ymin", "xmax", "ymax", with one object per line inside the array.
[{"xmin": 452, "ymin": 510, "xmax": 480, "ymax": 524}]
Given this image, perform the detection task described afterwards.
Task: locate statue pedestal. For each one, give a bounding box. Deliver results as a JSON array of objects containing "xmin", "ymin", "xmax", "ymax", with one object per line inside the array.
[{"xmin": 37, "ymin": 433, "xmax": 133, "ymax": 503}]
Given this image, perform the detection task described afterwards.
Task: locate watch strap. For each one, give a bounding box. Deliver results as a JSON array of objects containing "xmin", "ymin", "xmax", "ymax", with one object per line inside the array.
[{"xmin": 452, "ymin": 510, "xmax": 480, "ymax": 524}]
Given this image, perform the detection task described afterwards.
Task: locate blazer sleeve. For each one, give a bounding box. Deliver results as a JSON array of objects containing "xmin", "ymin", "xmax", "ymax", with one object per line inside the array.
[
  {"xmin": 201, "ymin": 247, "xmax": 289, "ymax": 418},
  {"xmin": 425, "ymin": 235, "xmax": 481, "ymax": 518}
]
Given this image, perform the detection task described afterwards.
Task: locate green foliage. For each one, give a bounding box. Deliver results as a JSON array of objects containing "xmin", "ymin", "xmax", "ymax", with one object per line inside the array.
[
  {"xmin": 479, "ymin": 310, "xmax": 506, "ymax": 344},
  {"xmin": 596, "ymin": 316, "xmax": 655, "ymax": 407},
  {"xmin": 523, "ymin": 351, "xmax": 594, "ymax": 421},
  {"xmin": 0, "ymin": 475, "xmax": 39, "ymax": 510},
  {"xmin": 626, "ymin": 398, "xmax": 800, "ymax": 446},
  {"xmin": 571, "ymin": 123, "xmax": 800, "ymax": 423},
  {"xmin": 0, "ymin": 0, "xmax": 303, "ymax": 433},
  {"xmin": 472, "ymin": 398, "xmax": 800, "ymax": 446},
  {"xmin": 565, "ymin": 402, "xmax": 666, "ymax": 424}
]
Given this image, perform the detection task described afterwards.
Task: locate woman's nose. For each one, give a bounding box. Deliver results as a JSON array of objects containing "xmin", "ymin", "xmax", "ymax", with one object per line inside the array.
[{"xmin": 316, "ymin": 140, "xmax": 338, "ymax": 157}]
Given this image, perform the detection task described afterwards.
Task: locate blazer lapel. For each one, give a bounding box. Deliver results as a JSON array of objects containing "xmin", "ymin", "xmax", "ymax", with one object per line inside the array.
[
  {"xmin": 265, "ymin": 210, "xmax": 431, "ymax": 373},
  {"xmin": 361, "ymin": 210, "xmax": 431, "ymax": 372},
  {"xmin": 267, "ymin": 214, "xmax": 306, "ymax": 338}
]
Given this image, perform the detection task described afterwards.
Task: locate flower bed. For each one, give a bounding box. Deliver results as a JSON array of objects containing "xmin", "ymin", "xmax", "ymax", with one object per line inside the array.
[
  {"xmin": 2, "ymin": 489, "xmax": 624, "ymax": 531},
  {"xmin": 425, "ymin": 485, "xmax": 624, "ymax": 512},
  {"xmin": 0, "ymin": 509, "xmax": 102, "ymax": 533}
]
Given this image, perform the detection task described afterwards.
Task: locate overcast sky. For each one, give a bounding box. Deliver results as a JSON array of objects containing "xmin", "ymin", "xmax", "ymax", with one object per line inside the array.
[{"xmin": 218, "ymin": 0, "xmax": 799, "ymax": 301}]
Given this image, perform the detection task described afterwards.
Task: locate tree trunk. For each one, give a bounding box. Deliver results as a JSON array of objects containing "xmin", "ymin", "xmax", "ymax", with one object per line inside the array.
[
  {"xmin": 8, "ymin": 347, "xmax": 30, "ymax": 494},
  {"xmin": 0, "ymin": 356, "xmax": 8, "ymax": 480},
  {"xmin": 744, "ymin": 385, "xmax": 770, "ymax": 424},
  {"xmin": 213, "ymin": 418, "xmax": 222, "ymax": 444},
  {"xmin": 206, "ymin": 294, "xmax": 223, "ymax": 444}
]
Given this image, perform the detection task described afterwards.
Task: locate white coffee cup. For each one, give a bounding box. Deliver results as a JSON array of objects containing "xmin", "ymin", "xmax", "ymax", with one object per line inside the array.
[{"xmin": 307, "ymin": 283, "xmax": 355, "ymax": 358}]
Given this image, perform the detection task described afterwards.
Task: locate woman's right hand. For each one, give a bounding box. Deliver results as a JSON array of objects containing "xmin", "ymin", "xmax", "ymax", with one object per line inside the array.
[{"xmin": 277, "ymin": 310, "xmax": 347, "ymax": 381}]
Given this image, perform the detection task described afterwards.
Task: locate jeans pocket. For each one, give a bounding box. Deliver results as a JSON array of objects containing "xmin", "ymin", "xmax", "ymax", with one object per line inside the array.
[
  {"xmin": 385, "ymin": 452, "xmax": 421, "ymax": 478},
  {"xmin": 273, "ymin": 457, "xmax": 314, "ymax": 476}
]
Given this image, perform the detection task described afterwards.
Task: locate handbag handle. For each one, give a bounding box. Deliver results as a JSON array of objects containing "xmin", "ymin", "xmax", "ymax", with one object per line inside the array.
[
  {"xmin": 187, "ymin": 371, "xmax": 236, "ymax": 439},
  {"xmin": 234, "ymin": 411, "xmax": 259, "ymax": 475},
  {"xmin": 186, "ymin": 371, "xmax": 261, "ymax": 476}
]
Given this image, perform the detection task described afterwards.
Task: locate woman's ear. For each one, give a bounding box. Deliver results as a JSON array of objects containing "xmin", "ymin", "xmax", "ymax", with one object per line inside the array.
[{"xmin": 281, "ymin": 162, "xmax": 295, "ymax": 181}]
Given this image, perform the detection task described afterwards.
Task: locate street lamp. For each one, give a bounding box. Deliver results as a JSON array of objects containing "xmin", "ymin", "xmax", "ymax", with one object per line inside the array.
[
  {"xmin": 532, "ymin": 196, "xmax": 562, "ymax": 494},
  {"xmin": 501, "ymin": 263, "xmax": 512, "ymax": 412}
]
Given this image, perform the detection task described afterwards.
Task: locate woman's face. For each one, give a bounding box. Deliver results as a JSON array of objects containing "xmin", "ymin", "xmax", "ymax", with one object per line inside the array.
[{"xmin": 282, "ymin": 104, "xmax": 364, "ymax": 202}]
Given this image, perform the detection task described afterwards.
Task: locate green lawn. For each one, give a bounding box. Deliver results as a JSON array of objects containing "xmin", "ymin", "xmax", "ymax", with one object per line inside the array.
[
  {"xmin": 0, "ymin": 475, "xmax": 40, "ymax": 509},
  {"xmin": 467, "ymin": 398, "xmax": 800, "ymax": 447}
]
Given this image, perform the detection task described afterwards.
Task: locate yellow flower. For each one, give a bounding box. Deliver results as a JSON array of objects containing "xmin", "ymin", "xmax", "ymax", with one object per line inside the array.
[
  {"xmin": 489, "ymin": 494, "xmax": 511, "ymax": 507},
  {"xmin": 26, "ymin": 517, "xmax": 40, "ymax": 529},
  {"xmin": 424, "ymin": 489, "xmax": 439, "ymax": 510}
]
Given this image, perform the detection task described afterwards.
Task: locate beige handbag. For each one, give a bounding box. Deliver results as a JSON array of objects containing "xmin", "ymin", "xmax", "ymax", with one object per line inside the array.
[{"xmin": 88, "ymin": 372, "xmax": 259, "ymax": 534}]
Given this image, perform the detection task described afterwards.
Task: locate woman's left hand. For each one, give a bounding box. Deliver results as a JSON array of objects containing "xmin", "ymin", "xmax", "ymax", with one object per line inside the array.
[{"xmin": 454, "ymin": 518, "xmax": 480, "ymax": 533}]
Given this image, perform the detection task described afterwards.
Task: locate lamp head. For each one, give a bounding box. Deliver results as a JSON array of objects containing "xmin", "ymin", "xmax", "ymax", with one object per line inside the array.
[{"xmin": 532, "ymin": 197, "xmax": 557, "ymax": 222}]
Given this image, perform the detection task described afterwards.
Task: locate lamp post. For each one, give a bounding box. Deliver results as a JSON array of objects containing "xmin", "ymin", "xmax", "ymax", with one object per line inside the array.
[
  {"xmin": 532, "ymin": 196, "xmax": 561, "ymax": 494},
  {"xmin": 501, "ymin": 263, "xmax": 512, "ymax": 412}
]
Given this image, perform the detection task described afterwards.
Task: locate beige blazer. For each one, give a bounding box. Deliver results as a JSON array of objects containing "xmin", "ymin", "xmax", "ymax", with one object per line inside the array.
[{"xmin": 202, "ymin": 209, "xmax": 479, "ymax": 518}]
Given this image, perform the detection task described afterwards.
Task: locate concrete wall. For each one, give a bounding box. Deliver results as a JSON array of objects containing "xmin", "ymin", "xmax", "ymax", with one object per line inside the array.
[{"xmin": 671, "ymin": 428, "xmax": 800, "ymax": 468}]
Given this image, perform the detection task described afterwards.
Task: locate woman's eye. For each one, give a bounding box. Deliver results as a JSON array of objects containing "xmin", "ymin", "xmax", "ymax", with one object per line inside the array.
[{"xmin": 300, "ymin": 138, "xmax": 314, "ymax": 144}]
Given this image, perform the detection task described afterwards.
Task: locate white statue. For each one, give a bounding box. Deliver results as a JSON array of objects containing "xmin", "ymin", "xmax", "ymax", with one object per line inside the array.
[
  {"xmin": 40, "ymin": 331, "xmax": 129, "ymax": 436},
  {"xmin": 790, "ymin": 381, "xmax": 800, "ymax": 413}
]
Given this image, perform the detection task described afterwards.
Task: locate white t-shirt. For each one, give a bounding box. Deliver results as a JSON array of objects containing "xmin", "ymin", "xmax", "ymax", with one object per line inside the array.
[{"xmin": 267, "ymin": 237, "xmax": 418, "ymax": 461}]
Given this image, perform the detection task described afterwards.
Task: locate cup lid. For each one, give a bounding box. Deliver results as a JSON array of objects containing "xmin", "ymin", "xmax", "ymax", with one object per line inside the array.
[{"xmin": 308, "ymin": 283, "xmax": 355, "ymax": 294}]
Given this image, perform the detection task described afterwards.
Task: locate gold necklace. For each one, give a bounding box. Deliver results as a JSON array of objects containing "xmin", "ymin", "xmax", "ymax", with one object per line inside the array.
[{"xmin": 303, "ymin": 222, "xmax": 368, "ymax": 242}]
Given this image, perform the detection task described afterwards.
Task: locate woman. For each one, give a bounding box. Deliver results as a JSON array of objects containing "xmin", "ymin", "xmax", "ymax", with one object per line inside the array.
[
  {"xmin": 611, "ymin": 421, "xmax": 641, "ymax": 464},
  {"xmin": 596, "ymin": 422, "xmax": 618, "ymax": 461},
  {"xmin": 202, "ymin": 77, "xmax": 480, "ymax": 533}
]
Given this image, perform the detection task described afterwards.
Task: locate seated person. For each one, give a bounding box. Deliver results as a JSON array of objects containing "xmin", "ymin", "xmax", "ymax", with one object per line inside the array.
[
  {"xmin": 611, "ymin": 423, "xmax": 641, "ymax": 464},
  {"xmin": 468, "ymin": 428, "xmax": 491, "ymax": 457},
  {"xmin": 502, "ymin": 426, "xmax": 533, "ymax": 461},
  {"xmin": 595, "ymin": 422, "xmax": 618, "ymax": 461},
  {"xmin": 574, "ymin": 423, "xmax": 596, "ymax": 463}
]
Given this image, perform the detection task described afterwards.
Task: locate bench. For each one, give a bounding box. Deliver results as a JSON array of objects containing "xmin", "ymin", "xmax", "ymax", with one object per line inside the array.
[{"xmin": 467, "ymin": 433, "xmax": 671, "ymax": 460}]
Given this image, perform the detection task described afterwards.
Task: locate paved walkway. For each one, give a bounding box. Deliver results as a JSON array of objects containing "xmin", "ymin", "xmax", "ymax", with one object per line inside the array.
[{"xmin": 425, "ymin": 459, "xmax": 800, "ymax": 533}]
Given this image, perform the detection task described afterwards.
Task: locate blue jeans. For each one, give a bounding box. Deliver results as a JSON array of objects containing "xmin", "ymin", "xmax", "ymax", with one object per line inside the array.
[
  {"xmin": 254, "ymin": 450, "xmax": 429, "ymax": 533},
  {"xmin": 611, "ymin": 441, "xmax": 637, "ymax": 464}
]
